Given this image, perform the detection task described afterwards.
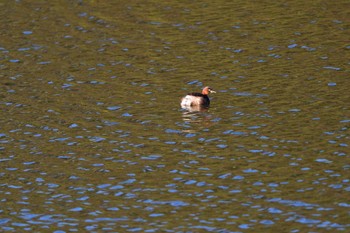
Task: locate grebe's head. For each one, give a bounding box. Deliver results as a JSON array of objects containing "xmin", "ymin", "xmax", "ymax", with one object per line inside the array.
[{"xmin": 202, "ymin": 86, "xmax": 216, "ymax": 95}]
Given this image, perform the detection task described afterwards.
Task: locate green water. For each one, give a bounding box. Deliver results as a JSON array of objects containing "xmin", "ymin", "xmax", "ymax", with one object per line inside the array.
[{"xmin": 1, "ymin": 0, "xmax": 349, "ymax": 232}]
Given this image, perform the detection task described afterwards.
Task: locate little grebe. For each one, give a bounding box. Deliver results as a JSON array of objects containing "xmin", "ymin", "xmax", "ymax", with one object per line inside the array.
[{"xmin": 181, "ymin": 86, "xmax": 216, "ymax": 107}]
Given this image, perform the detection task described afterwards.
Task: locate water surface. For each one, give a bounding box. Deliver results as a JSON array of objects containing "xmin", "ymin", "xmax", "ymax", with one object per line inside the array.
[{"xmin": 1, "ymin": 0, "xmax": 349, "ymax": 232}]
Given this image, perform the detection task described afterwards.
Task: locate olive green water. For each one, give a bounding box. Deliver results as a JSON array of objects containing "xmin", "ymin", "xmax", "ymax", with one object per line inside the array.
[{"xmin": 1, "ymin": 0, "xmax": 349, "ymax": 232}]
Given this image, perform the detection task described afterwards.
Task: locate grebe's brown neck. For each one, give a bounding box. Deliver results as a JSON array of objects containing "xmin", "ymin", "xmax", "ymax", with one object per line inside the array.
[
  {"xmin": 202, "ymin": 87, "xmax": 210, "ymax": 95},
  {"xmin": 202, "ymin": 86, "xmax": 215, "ymax": 95}
]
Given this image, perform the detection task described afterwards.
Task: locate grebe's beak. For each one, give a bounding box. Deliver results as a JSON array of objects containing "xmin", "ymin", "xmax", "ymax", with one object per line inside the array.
[{"xmin": 209, "ymin": 89, "xmax": 216, "ymax": 93}]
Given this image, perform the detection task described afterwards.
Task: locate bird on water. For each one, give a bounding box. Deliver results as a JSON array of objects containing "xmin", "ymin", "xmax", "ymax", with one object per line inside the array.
[{"xmin": 181, "ymin": 86, "xmax": 216, "ymax": 108}]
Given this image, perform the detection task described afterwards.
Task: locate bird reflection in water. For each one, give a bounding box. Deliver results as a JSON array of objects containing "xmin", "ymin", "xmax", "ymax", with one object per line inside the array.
[{"xmin": 181, "ymin": 106, "xmax": 215, "ymax": 126}]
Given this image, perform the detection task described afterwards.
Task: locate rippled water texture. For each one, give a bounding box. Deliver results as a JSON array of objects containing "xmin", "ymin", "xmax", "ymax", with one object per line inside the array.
[{"xmin": 1, "ymin": 0, "xmax": 349, "ymax": 232}]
